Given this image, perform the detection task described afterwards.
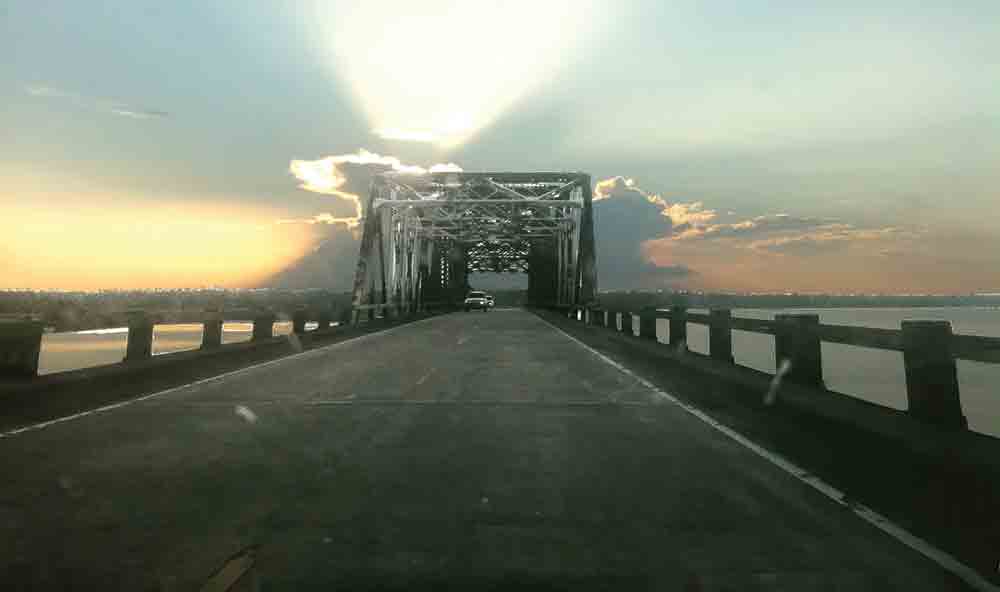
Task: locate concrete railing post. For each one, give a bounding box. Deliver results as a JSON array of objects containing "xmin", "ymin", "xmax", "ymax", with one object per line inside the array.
[
  {"xmin": 0, "ymin": 318, "xmax": 44, "ymax": 378},
  {"xmin": 901, "ymin": 321, "xmax": 967, "ymax": 429},
  {"xmin": 201, "ymin": 311, "xmax": 223, "ymax": 349},
  {"xmin": 603, "ymin": 310, "xmax": 610, "ymax": 328},
  {"xmin": 292, "ymin": 309, "xmax": 308, "ymax": 334},
  {"xmin": 668, "ymin": 305, "xmax": 688, "ymax": 349},
  {"xmin": 616, "ymin": 311, "xmax": 626, "ymax": 333},
  {"xmin": 639, "ymin": 309, "xmax": 657, "ymax": 340},
  {"xmin": 709, "ymin": 309, "xmax": 734, "ymax": 363},
  {"xmin": 584, "ymin": 308, "xmax": 592, "ymax": 325},
  {"xmin": 251, "ymin": 312, "xmax": 275, "ymax": 342},
  {"xmin": 125, "ymin": 311, "xmax": 154, "ymax": 362},
  {"xmin": 774, "ymin": 314, "xmax": 823, "ymax": 387}
]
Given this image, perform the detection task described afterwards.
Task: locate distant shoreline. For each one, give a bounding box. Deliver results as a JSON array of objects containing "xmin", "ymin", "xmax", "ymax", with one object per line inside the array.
[{"xmin": 4, "ymin": 288, "xmax": 999, "ymax": 333}]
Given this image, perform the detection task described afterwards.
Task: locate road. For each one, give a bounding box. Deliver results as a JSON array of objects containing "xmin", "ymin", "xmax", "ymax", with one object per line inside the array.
[{"xmin": 0, "ymin": 309, "xmax": 969, "ymax": 590}]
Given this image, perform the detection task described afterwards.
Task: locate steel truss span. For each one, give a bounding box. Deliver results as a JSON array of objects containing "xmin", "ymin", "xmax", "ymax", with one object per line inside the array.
[{"xmin": 350, "ymin": 171, "xmax": 597, "ymax": 320}]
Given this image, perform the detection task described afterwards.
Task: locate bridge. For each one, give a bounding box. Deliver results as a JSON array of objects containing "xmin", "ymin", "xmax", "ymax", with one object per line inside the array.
[
  {"xmin": 350, "ymin": 171, "xmax": 597, "ymax": 318},
  {"xmin": 0, "ymin": 171, "xmax": 999, "ymax": 590}
]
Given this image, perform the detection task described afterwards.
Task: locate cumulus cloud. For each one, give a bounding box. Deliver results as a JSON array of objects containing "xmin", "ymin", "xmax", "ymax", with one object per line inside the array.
[
  {"xmin": 593, "ymin": 174, "xmax": 921, "ymax": 289},
  {"xmin": 274, "ymin": 166, "xmax": 911, "ymax": 291},
  {"xmin": 663, "ymin": 202, "xmax": 717, "ymax": 229},
  {"xmin": 24, "ymin": 84, "xmax": 169, "ymax": 120},
  {"xmin": 593, "ymin": 176, "xmax": 640, "ymax": 202},
  {"xmin": 591, "ymin": 176, "xmax": 712, "ymax": 288},
  {"xmin": 750, "ymin": 225, "xmax": 907, "ymax": 255},
  {"xmin": 663, "ymin": 207, "xmax": 911, "ymax": 256},
  {"xmin": 276, "ymin": 212, "xmax": 361, "ymax": 229},
  {"xmin": 671, "ymin": 213, "xmax": 829, "ymax": 241},
  {"xmin": 288, "ymin": 149, "xmax": 463, "ymax": 228},
  {"xmin": 273, "ymin": 149, "xmax": 463, "ymax": 287},
  {"xmin": 594, "ymin": 176, "xmax": 716, "ymax": 227},
  {"xmin": 267, "ymin": 224, "xmax": 362, "ymax": 290}
]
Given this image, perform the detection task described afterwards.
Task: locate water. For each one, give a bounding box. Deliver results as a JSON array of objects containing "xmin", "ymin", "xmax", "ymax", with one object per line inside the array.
[
  {"xmin": 37, "ymin": 321, "xmax": 321, "ymax": 375},
  {"xmin": 673, "ymin": 307, "xmax": 1000, "ymax": 438}
]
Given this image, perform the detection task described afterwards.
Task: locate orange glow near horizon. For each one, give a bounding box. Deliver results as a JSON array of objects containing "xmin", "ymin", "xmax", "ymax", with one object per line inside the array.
[
  {"xmin": 1, "ymin": 197, "xmax": 324, "ymax": 290},
  {"xmin": 641, "ymin": 235, "xmax": 1000, "ymax": 295}
]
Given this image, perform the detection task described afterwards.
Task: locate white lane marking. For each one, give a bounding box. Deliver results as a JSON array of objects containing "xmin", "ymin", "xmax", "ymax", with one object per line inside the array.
[
  {"xmin": 415, "ymin": 369, "xmax": 435, "ymax": 385},
  {"xmin": 0, "ymin": 315, "xmax": 447, "ymax": 440},
  {"xmin": 536, "ymin": 315, "xmax": 999, "ymax": 592}
]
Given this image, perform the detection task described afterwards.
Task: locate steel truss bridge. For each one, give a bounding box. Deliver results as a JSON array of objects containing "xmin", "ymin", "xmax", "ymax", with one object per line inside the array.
[{"xmin": 351, "ymin": 172, "xmax": 597, "ymax": 320}]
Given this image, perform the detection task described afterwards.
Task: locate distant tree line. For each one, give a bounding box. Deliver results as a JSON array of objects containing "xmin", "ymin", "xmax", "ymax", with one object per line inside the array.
[
  {"xmin": 0, "ymin": 289, "xmax": 353, "ymax": 332},
  {"xmin": 595, "ymin": 291, "xmax": 1000, "ymax": 312},
  {"xmin": 3, "ymin": 288, "xmax": 997, "ymax": 332}
]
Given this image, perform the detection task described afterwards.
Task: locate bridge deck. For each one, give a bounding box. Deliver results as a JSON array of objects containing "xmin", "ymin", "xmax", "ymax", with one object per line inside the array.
[{"xmin": 0, "ymin": 310, "xmax": 966, "ymax": 589}]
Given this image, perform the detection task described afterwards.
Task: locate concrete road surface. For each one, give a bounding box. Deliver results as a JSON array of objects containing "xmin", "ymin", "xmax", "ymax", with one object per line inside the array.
[{"xmin": 0, "ymin": 310, "xmax": 970, "ymax": 590}]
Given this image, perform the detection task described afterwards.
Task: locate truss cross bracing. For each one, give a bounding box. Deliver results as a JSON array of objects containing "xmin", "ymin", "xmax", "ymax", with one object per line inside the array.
[{"xmin": 350, "ymin": 172, "xmax": 597, "ymax": 319}]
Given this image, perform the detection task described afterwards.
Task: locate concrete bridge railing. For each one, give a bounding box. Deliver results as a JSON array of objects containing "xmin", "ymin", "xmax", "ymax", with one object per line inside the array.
[
  {"xmin": 352, "ymin": 300, "xmax": 451, "ymax": 322},
  {"xmin": 571, "ymin": 304, "xmax": 1000, "ymax": 431},
  {"xmin": 0, "ymin": 306, "xmax": 358, "ymax": 378}
]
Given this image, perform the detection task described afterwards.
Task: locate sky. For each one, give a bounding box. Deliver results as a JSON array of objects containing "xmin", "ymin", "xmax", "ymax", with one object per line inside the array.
[{"xmin": 3, "ymin": 1, "xmax": 999, "ymax": 293}]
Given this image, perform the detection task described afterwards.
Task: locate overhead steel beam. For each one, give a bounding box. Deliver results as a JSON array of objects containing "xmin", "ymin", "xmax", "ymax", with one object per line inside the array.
[
  {"xmin": 374, "ymin": 199, "xmax": 584, "ymax": 209},
  {"xmin": 350, "ymin": 171, "xmax": 597, "ymax": 319}
]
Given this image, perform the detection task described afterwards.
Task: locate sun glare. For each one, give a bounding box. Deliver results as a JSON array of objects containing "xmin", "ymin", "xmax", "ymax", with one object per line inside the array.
[{"xmin": 314, "ymin": 0, "xmax": 597, "ymax": 148}]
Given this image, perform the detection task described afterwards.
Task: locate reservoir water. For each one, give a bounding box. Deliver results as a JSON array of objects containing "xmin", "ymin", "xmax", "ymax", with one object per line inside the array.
[
  {"xmin": 38, "ymin": 321, "xmax": 320, "ymax": 375},
  {"xmin": 650, "ymin": 307, "xmax": 1000, "ymax": 438}
]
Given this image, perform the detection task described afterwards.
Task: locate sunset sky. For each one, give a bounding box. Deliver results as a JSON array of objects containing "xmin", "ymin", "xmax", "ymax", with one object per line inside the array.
[{"xmin": 3, "ymin": 1, "xmax": 999, "ymax": 292}]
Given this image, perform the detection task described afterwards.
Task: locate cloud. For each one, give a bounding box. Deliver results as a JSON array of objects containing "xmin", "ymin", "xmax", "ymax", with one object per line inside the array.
[
  {"xmin": 593, "ymin": 175, "xmax": 924, "ymax": 290},
  {"xmin": 594, "ymin": 176, "xmax": 640, "ymax": 202},
  {"xmin": 24, "ymin": 84, "xmax": 71, "ymax": 98},
  {"xmin": 107, "ymin": 107, "xmax": 169, "ymax": 120},
  {"xmin": 650, "ymin": 264, "xmax": 694, "ymax": 278},
  {"xmin": 288, "ymin": 149, "xmax": 463, "ymax": 228},
  {"xmin": 276, "ymin": 212, "xmax": 361, "ymax": 229},
  {"xmin": 273, "ymin": 149, "xmax": 464, "ymax": 287},
  {"xmin": 266, "ymin": 224, "xmax": 362, "ymax": 290},
  {"xmin": 664, "ymin": 207, "xmax": 911, "ymax": 257},
  {"xmin": 373, "ymin": 128, "xmax": 438, "ymax": 143},
  {"xmin": 428, "ymin": 163, "xmax": 463, "ymax": 173},
  {"xmin": 594, "ymin": 176, "xmax": 716, "ymax": 227},
  {"xmin": 273, "ymin": 166, "xmax": 915, "ymax": 291},
  {"xmin": 671, "ymin": 214, "xmax": 829, "ymax": 241},
  {"xmin": 592, "ymin": 176, "xmax": 712, "ymax": 289},
  {"xmin": 750, "ymin": 225, "xmax": 907, "ymax": 255},
  {"xmin": 24, "ymin": 84, "xmax": 169, "ymax": 120}
]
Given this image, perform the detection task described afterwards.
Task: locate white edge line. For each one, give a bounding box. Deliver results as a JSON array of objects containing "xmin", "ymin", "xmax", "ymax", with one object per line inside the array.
[
  {"xmin": 0, "ymin": 315, "xmax": 444, "ymax": 440},
  {"xmin": 537, "ymin": 315, "xmax": 999, "ymax": 592}
]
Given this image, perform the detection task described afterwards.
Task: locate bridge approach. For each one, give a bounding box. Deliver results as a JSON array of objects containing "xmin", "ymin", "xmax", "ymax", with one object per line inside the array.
[{"xmin": 0, "ymin": 309, "xmax": 978, "ymax": 590}]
